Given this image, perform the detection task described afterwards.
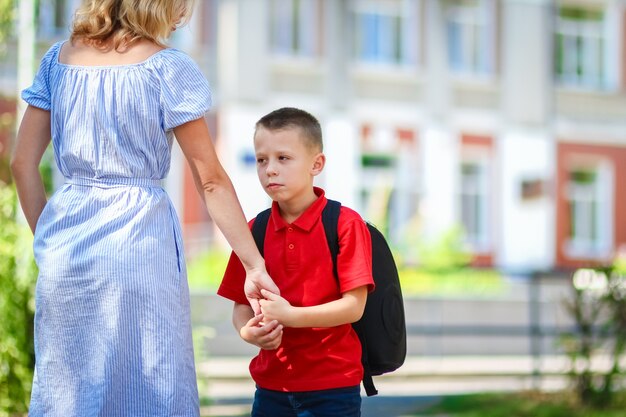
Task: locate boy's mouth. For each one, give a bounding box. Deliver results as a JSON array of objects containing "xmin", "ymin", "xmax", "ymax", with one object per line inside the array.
[{"xmin": 267, "ymin": 182, "xmax": 282, "ymax": 190}]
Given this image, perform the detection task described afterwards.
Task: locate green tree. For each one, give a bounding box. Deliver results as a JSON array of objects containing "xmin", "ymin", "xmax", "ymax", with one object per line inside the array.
[
  {"xmin": 563, "ymin": 266, "xmax": 626, "ymax": 408},
  {"xmin": 0, "ymin": 0, "xmax": 15, "ymax": 54},
  {"xmin": 0, "ymin": 183, "xmax": 36, "ymax": 416}
]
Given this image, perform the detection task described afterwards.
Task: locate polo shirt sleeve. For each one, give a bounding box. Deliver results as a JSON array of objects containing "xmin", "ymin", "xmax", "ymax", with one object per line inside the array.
[
  {"xmin": 336, "ymin": 207, "xmax": 375, "ymax": 294},
  {"xmin": 217, "ymin": 251, "xmax": 249, "ymax": 305}
]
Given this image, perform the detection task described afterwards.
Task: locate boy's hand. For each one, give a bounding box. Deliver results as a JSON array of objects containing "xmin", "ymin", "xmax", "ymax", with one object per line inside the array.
[
  {"xmin": 259, "ymin": 289, "xmax": 294, "ymax": 326},
  {"xmin": 245, "ymin": 269, "xmax": 280, "ymax": 315},
  {"xmin": 239, "ymin": 313, "xmax": 283, "ymax": 350}
]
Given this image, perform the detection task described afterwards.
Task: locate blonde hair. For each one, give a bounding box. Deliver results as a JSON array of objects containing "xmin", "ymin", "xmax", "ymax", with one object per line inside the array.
[{"xmin": 70, "ymin": 0, "xmax": 193, "ymax": 50}]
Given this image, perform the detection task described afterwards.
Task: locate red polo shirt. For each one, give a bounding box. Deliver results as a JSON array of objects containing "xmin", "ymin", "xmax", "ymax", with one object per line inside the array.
[{"xmin": 218, "ymin": 187, "xmax": 374, "ymax": 392}]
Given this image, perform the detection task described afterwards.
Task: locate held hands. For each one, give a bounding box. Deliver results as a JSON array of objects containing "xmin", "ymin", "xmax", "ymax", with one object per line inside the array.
[
  {"xmin": 240, "ymin": 314, "xmax": 283, "ymax": 350},
  {"xmin": 244, "ymin": 268, "xmax": 280, "ymax": 315},
  {"xmin": 259, "ymin": 289, "xmax": 294, "ymax": 326}
]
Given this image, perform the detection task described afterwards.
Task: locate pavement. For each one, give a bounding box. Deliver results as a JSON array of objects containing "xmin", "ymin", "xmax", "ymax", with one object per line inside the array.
[{"xmin": 195, "ymin": 355, "xmax": 577, "ymax": 417}]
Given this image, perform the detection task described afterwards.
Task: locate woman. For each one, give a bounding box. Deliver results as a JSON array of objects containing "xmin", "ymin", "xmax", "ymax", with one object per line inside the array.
[{"xmin": 10, "ymin": 1, "xmax": 277, "ymax": 416}]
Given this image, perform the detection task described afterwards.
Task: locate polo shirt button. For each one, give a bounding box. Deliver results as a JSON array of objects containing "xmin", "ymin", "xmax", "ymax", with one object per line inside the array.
[
  {"xmin": 288, "ymin": 227, "xmax": 294, "ymax": 232},
  {"xmin": 288, "ymin": 243, "xmax": 295, "ymax": 250}
]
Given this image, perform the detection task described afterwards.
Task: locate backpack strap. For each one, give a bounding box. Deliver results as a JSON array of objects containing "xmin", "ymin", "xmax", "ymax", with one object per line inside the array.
[
  {"xmin": 251, "ymin": 208, "xmax": 272, "ymax": 256},
  {"xmin": 321, "ymin": 199, "xmax": 378, "ymax": 397},
  {"xmin": 321, "ymin": 199, "xmax": 341, "ymax": 278}
]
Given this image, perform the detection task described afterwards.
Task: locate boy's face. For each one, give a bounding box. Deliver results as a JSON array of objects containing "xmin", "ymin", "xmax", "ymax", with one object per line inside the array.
[{"xmin": 254, "ymin": 126, "xmax": 324, "ymax": 205}]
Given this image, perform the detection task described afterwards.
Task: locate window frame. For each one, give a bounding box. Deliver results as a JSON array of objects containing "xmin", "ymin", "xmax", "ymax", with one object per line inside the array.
[
  {"xmin": 444, "ymin": 0, "xmax": 497, "ymax": 78},
  {"xmin": 458, "ymin": 149, "xmax": 492, "ymax": 251},
  {"xmin": 358, "ymin": 124, "xmax": 420, "ymax": 243},
  {"xmin": 269, "ymin": 0, "xmax": 322, "ymax": 59},
  {"xmin": 350, "ymin": 0, "xmax": 422, "ymax": 69},
  {"xmin": 554, "ymin": 1, "xmax": 616, "ymax": 91},
  {"xmin": 564, "ymin": 161, "xmax": 614, "ymax": 259}
]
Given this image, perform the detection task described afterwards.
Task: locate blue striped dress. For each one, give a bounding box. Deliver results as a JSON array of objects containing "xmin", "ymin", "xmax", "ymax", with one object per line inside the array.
[{"xmin": 22, "ymin": 41, "xmax": 211, "ymax": 417}]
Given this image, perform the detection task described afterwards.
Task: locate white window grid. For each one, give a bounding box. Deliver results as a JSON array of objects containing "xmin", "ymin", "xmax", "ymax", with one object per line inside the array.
[
  {"xmin": 444, "ymin": 0, "xmax": 495, "ymax": 77},
  {"xmin": 459, "ymin": 155, "xmax": 491, "ymax": 251},
  {"xmin": 358, "ymin": 125, "xmax": 420, "ymax": 244},
  {"xmin": 270, "ymin": 0, "xmax": 320, "ymax": 58},
  {"xmin": 555, "ymin": 6, "xmax": 608, "ymax": 90},
  {"xmin": 350, "ymin": 0, "xmax": 420, "ymax": 67},
  {"xmin": 37, "ymin": 0, "xmax": 78, "ymax": 39},
  {"xmin": 565, "ymin": 162, "xmax": 613, "ymax": 259}
]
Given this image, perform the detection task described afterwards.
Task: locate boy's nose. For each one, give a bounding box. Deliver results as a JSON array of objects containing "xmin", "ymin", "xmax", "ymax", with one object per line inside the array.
[{"xmin": 265, "ymin": 163, "xmax": 278, "ymax": 176}]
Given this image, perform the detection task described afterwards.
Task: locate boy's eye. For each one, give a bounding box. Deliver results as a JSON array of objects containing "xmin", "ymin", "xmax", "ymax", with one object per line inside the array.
[
  {"xmin": 278, "ymin": 155, "xmax": 289, "ymax": 161},
  {"xmin": 256, "ymin": 158, "xmax": 266, "ymax": 164}
]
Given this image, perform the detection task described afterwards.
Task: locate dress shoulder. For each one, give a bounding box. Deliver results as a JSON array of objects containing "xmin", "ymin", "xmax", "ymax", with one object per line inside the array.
[
  {"xmin": 147, "ymin": 49, "xmax": 212, "ymax": 130},
  {"xmin": 21, "ymin": 41, "xmax": 64, "ymax": 110}
]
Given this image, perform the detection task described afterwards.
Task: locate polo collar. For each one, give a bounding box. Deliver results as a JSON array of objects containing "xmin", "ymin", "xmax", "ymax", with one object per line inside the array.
[{"xmin": 270, "ymin": 187, "xmax": 327, "ymax": 232}]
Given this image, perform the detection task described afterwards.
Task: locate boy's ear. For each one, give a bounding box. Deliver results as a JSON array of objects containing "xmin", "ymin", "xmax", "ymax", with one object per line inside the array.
[{"xmin": 310, "ymin": 152, "xmax": 326, "ymax": 177}]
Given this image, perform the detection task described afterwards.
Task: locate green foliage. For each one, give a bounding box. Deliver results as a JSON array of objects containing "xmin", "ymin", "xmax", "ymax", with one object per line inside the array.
[
  {"xmin": 0, "ymin": 0, "xmax": 14, "ymax": 54},
  {"xmin": 416, "ymin": 226, "xmax": 472, "ymax": 273},
  {"xmin": 561, "ymin": 266, "xmax": 626, "ymax": 408},
  {"xmin": 187, "ymin": 248, "xmax": 230, "ymax": 291},
  {"xmin": 399, "ymin": 267, "xmax": 504, "ymax": 298},
  {"xmin": 418, "ymin": 391, "xmax": 626, "ymax": 417},
  {"xmin": 38, "ymin": 147, "xmax": 55, "ymax": 195},
  {"xmin": 613, "ymin": 250, "xmax": 626, "ymax": 276},
  {"xmin": 0, "ymin": 183, "xmax": 36, "ymax": 416}
]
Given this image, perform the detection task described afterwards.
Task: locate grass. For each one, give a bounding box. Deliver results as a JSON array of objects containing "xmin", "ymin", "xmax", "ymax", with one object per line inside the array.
[{"xmin": 416, "ymin": 391, "xmax": 626, "ymax": 417}]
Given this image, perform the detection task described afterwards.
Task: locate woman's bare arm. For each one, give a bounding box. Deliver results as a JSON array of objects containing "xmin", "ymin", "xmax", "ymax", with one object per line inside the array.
[
  {"xmin": 174, "ymin": 118, "xmax": 279, "ymax": 311},
  {"xmin": 11, "ymin": 105, "xmax": 51, "ymax": 234}
]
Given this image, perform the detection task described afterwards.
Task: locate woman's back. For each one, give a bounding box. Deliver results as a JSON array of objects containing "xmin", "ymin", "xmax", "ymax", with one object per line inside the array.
[
  {"xmin": 22, "ymin": 38, "xmax": 212, "ymax": 417},
  {"xmin": 33, "ymin": 40, "xmax": 210, "ymax": 181}
]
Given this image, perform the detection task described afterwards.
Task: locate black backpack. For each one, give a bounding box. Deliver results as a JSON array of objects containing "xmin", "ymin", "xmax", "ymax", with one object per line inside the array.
[{"xmin": 251, "ymin": 199, "xmax": 407, "ymax": 396}]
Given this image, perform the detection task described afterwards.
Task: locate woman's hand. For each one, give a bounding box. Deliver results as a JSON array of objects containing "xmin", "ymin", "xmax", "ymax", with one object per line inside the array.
[{"xmin": 245, "ymin": 268, "xmax": 280, "ymax": 315}]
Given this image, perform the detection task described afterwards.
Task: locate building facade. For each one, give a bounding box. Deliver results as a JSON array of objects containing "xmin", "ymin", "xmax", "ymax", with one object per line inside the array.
[{"xmin": 2, "ymin": 0, "xmax": 626, "ymax": 272}]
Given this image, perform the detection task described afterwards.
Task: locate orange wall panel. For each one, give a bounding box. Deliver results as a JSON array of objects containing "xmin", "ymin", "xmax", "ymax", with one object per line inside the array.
[{"xmin": 556, "ymin": 142, "xmax": 626, "ymax": 269}]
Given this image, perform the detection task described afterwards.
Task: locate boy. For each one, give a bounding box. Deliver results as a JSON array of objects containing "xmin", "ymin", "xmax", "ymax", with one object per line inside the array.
[{"xmin": 217, "ymin": 107, "xmax": 375, "ymax": 416}]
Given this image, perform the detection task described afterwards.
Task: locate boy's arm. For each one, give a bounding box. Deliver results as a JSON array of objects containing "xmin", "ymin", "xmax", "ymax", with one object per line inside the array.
[
  {"xmin": 233, "ymin": 302, "xmax": 283, "ymax": 350},
  {"xmin": 259, "ymin": 286, "xmax": 368, "ymax": 328}
]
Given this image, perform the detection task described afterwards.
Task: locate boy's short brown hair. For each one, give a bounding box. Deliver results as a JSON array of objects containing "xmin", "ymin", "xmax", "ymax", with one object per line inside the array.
[{"xmin": 255, "ymin": 107, "xmax": 323, "ymax": 152}]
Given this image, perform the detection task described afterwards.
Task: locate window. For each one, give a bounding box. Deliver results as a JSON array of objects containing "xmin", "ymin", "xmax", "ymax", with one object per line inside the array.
[
  {"xmin": 359, "ymin": 125, "xmax": 420, "ymax": 243},
  {"xmin": 269, "ymin": 0, "xmax": 321, "ymax": 58},
  {"xmin": 460, "ymin": 159, "xmax": 490, "ymax": 250},
  {"xmin": 444, "ymin": 0, "xmax": 495, "ymax": 76},
  {"xmin": 565, "ymin": 165, "xmax": 613, "ymax": 258},
  {"xmin": 38, "ymin": 0, "xmax": 75, "ymax": 38},
  {"xmin": 554, "ymin": 5, "xmax": 608, "ymax": 90},
  {"xmin": 351, "ymin": 0, "xmax": 421, "ymax": 67}
]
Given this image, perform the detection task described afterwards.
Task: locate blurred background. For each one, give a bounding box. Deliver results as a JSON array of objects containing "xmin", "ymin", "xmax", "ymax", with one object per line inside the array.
[{"xmin": 1, "ymin": 1, "xmax": 626, "ymax": 416}]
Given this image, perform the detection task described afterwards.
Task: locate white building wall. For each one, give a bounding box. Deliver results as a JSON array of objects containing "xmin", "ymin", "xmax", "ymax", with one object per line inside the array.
[
  {"xmin": 420, "ymin": 126, "xmax": 459, "ymax": 242},
  {"xmin": 322, "ymin": 116, "xmax": 360, "ymax": 208},
  {"xmin": 498, "ymin": 0, "xmax": 555, "ymax": 271},
  {"xmin": 498, "ymin": 132, "xmax": 555, "ymax": 271},
  {"xmin": 218, "ymin": 105, "xmax": 270, "ymax": 221},
  {"xmin": 501, "ymin": 0, "xmax": 553, "ymax": 127}
]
